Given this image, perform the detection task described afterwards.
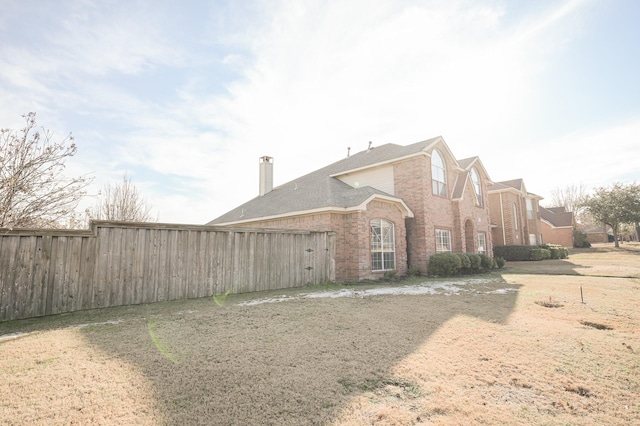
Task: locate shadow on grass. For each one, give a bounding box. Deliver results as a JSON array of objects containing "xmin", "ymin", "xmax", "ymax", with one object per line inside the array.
[{"xmin": 61, "ymin": 275, "xmax": 520, "ymax": 425}]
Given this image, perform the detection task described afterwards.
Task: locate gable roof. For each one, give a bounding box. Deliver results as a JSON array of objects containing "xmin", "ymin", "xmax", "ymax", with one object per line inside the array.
[
  {"xmin": 208, "ymin": 138, "xmax": 448, "ymax": 225},
  {"xmin": 540, "ymin": 206, "xmax": 574, "ymax": 228},
  {"xmin": 488, "ymin": 178, "xmax": 543, "ymax": 200},
  {"xmin": 451, "ymin": 156, "xmax": 493, "ymax": 200}
]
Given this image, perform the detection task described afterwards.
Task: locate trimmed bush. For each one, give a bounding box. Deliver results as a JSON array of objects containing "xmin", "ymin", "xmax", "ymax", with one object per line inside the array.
[
  {"xmin": 495, "ymin": 257, "xmax": 506, "ymax": 269},
  {"xmin": 456, "ymin": 253, "xmax": 471, "ymax": 273},
  {"xmin": 428, "ymin": 253, "xmax": 462, "ymax": 277},
  {"xmin": 467, "ymin": 253, "xmax": 481, "ymax": 270},
  {"xmin": 493, "ymin": 245, "xmax": 534, "ymax": 261},
  {"xmin": 541, "ymin": 244, "xmax": 569, "ymax": 259},
  {"xmin": 530, "ymin": 248, "xmax": 551, "ymax": 261},
  {"xmin": 478, "ymin": 253, "xmax": 493, "ymax": 270}
]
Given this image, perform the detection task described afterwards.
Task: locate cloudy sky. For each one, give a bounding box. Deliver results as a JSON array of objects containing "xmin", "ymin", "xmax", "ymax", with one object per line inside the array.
[{"xmin": 1, "ymin": 0, "xmax": 639, "ymax": 224}]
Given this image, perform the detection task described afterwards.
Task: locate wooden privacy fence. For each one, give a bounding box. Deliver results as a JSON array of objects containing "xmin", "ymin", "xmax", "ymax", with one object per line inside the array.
[{"xmin": 0, "ymin": 221, "xmax": 336, "ymax": 322}]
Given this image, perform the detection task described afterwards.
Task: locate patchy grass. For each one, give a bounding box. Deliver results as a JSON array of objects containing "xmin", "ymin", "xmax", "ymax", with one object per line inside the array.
[{"xmin": 1, "ymin": 244, "xmax": 639, "ymax": 425}]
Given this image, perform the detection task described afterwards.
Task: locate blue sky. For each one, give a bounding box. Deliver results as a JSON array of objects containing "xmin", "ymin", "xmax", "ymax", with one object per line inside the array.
[{"xmin": 1, "ymin": 0, "xmax": 639, "ymax": 224}]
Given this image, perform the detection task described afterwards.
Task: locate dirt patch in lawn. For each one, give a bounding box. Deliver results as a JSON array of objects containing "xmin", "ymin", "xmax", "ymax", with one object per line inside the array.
[{"xmin": 1, "ymin": 247, "xmax": 639, "ymax": 425}]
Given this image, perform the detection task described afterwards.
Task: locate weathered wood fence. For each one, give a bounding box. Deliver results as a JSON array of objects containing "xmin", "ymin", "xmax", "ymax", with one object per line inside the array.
[{"xmin": 0, "ymin": 221, "xmax": 336, "ymax": 322}]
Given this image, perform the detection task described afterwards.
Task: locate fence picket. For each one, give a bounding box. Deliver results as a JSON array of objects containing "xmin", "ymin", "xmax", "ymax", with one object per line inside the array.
[{"xmin": 0, "ymin": 222, "xmax": 335, "ymax": 321}]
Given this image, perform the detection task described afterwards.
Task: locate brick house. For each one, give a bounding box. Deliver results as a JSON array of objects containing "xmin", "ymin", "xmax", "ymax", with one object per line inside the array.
[
  {"xmin": 540, "ymin": 206, "xmax": 575, "ymax": 247},
  {"xmin": 209, "ymin": 137, "xmax": 494, "ymax": 281},
  {"xmin": 488, "ymin": 179, "xmax": 544, "ymax": 246}
]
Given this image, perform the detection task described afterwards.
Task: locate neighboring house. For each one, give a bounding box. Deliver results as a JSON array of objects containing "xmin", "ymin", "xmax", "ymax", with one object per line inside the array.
[
  {"xmin": 209, "ymin": 137, "xmax": 494, "ymax": 281},
  {"xmin": 579, "ymin": 223, "xmax": 609, "ymax": 244},
  {"xmin": 488, "ymin": 179, "xmax": 544, "ymax": 246},
  {"xmin": 540, "ymin": 206, "xmax": 575, "ymax": 247}
]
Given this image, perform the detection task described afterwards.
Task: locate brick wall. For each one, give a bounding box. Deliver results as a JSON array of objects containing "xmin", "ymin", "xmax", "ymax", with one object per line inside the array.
[
  {"xmin": 228, "ymin": 200, "xmax": 407, "ymax": 282},
  {"xmin": 393, "ymin": 151, "xmax": 493, "ymax": 273},
  {"xmin": 489, "ymin": 191, "xmax": 526, "ymax": 246},
  {"xmin": 541, "ymin": 221, "xmax": 574, "ymax": 247}
]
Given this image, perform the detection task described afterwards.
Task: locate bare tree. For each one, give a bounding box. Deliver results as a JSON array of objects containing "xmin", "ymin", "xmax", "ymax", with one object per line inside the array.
[
  {"xmin": 91, "ymin": 173, "xmax": 156, "ymax": 222},
  {"xmin": 0, "ymin": 113, "xmax": 91, "ymax": 229},
  {"xmin": 548, "ymin": 183, "xmax": 589, "ymax": 223}
]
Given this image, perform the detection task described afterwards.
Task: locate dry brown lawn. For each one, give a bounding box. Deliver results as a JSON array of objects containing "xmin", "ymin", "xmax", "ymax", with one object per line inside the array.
[{"xmin": 1, "ymin": 243, "xmax": 639, "ymax": 425}]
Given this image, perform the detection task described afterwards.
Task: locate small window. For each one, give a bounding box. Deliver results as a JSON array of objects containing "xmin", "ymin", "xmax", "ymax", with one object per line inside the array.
[
  {"xmin": 436, "ymin": 229, "xmax": 452, "ymax": 252},
  {"xmin": 513, "ymin": 203, "xmax": 519, "ymax": 230},
  {"xmin": 431, "ymin": 150, "xmax": 447, "ymax": 197},
  {"xmin": 471, "ymin": 168, "xmax": 483, "ymax": 206},
  {"xmin": 371, "ymin": 219, "xmax": 395, "ymax": 271},
  {"xmin": 477, "ymin": 233, "xmax": 486, "ymax": 253}
]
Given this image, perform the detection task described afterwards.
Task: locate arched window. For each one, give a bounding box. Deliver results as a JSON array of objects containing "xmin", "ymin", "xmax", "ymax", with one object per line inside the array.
[
  {"xmin": 431, "ymin": 150, "xmax": 447, "ymax": 197},
  {"xmin": 471, "ymin": 167, "xmax": 483, "ymax": 206},
  {"xmin": 370, "ymin": 219, "xmax": 395, "ymax": 271}
]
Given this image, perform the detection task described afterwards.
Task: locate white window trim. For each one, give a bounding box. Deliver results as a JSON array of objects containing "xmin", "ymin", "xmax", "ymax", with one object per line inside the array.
[
  {"xmin": 431, "ymin": 150, "xmax": 447, "ymax": 197},
  {"xmin": 371, "ymin": 219, "xmax": 396, "ymax": 271},
  {"xmin": 436, "ymin": 229, "xmax": 452, "ymax": 253},
  {"xmin": 477, "ymin": 233, "xmax": 486, "ymax": 253},
  {"xmin": 471, "ymin": 168, "xmax": 483, "ymax": 206}
]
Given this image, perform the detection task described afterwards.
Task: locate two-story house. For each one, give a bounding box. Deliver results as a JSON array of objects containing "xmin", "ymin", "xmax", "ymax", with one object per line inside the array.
[
  {"xmin": 488, "ymin": 179, "xmax": 544, "ymax": 246},
  {"xmin": 208, "ymin": 137, "xmax": 494, "ymax": 281}
]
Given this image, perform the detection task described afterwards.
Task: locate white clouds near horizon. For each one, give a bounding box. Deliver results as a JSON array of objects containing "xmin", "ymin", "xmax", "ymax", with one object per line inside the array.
[{"xmin": 1, "ymin": 0, "xmax": 638, "ymax": 223}]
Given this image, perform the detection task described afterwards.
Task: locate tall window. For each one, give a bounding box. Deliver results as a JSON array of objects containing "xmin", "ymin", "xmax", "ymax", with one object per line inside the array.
[
  {"xmin": 477, "ymin": 233, "xmax": 486, "ymax": 253},
  {"xmin": 513, "ymin": 203, "xmax": 519, "ymax": 230},
  {"xmin": 431, "ymin": 150, "xmax": 447, "ymax": 197},
  {"xmin": 371, "ymin": 219, "xmax": 395, "ymax": 271},
  {"xmin": 526, "ymin": 198, "xmax": 534, "ymax": 220},
  {"xmin": 471, "ymin": 168, "xmax": 483, "ymax": 206},
  {"xmin": 436, "ymin": 229, "xmax": 452, "ymax": 252}
]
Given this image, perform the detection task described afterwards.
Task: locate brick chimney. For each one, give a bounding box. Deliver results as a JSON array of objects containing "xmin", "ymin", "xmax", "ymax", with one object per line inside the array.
[{"xmin": 259, "ymin": 156, "xmax": 273, "ymax": 196}]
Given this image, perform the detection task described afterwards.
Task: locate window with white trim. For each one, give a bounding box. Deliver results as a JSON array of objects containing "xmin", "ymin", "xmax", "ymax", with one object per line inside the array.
[
  {"xmin": 477, "ymin": 233, "xmax": 486, "ymax": 253},
  {"xmin": 435, "ymin": 229, "xmax": 452, "ymax": 252},
  {"xmin": 371, "ymin": 219, "xmax": 395, "ymax": 271},
  {"xmin": 471, "ymin": 167, "xmax": 483, "ymax": 206},
  {"xmin": 513, "ymin": 203, "xmax": 519, "ymax": 230},
  {"xmin": 526, "ymin": 198, "xmax": 534, "ymax": 220},
  {"xmin": 431, "ymin": 150, "xmax": 447, "ymax": 197}
]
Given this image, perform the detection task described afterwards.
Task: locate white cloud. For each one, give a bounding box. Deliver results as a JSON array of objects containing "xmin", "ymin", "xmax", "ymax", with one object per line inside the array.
[{"xmin": 4, "ymin": 0, "xmax": 623, "ymax": 225}]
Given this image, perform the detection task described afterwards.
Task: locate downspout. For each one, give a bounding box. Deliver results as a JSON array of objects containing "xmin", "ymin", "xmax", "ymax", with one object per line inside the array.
[{"xmin": 499, "ymin": 193, "xmax": 506, "ymax": 245}]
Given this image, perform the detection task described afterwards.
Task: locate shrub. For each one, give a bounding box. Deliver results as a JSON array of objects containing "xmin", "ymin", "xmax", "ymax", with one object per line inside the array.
[
  {"xmin": 456, "ymin": 253, "xmax": 471, "ymax": 273},
  {"xmin": 541, "ymin": 244, "xmax": 569, "ymax": 259},
  {"xmin": 495, "ymin": 257, "xmax": 506, "ymax": 269},
  {"xmin": 573, "ymin": 230, "xmax": 591, "ymax": 248},
  {"xmin": 428, "ymin": 253, "xmax": 461, "ymax": 277},
  {"xmin": 478, "ymin": 253, "xmax": 493, "ymax": 270},
  {"xmin": 530, "ymin": 248, "xmax": 551, "ymax": 261},
  {"xmin": 467, "ymin": 253, "xmax": 481, "ymax": 270},
  {"xmin": 493, "ymin": 245, "xmax": 534, "ymax": 261}
]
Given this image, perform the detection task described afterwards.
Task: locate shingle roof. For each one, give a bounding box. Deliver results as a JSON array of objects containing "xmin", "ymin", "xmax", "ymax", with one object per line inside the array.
[
  {"xmin": 208, "ymin": 137, "xmax": 442, "ymax": 225},
  {"xmin": 540, "ymin": 206, "xmax": 574, "ymax": 227}
]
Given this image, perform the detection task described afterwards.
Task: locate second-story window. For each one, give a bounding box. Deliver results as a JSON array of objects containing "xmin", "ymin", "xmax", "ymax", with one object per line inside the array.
[
  {"xmin": 471, "ymin": 167, "xmax": 483, "ymax": 206},
  {"xmin": 431, "ymin": 149, "xmax": 447, "ymax": 197},
  {"xmin": 526, "ymin": 198, "xmax": 534, "ymax": 220}
]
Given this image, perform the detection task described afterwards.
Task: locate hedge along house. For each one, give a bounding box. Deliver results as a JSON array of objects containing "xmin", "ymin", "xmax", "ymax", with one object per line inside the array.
[
  {"xmin": 488, "ymin": 179, "xmax": 544, "ymax": 247},
  {"xmin": 208, "ymin": 137, "xmax": 494, "ymax": 282}
]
